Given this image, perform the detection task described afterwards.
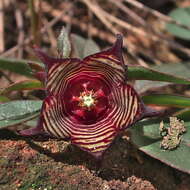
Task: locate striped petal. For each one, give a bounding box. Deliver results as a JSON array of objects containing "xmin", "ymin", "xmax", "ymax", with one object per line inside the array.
[
  {"xmin": 83, "ymin": 34, "xmax": 125, "ymax": 85},
  {"xmin": 84, "ymin": 34, "xmax": 125, "ymax": 67},
  {"xmin": 39, "ymin": 95, "xmax": 71, "ymax": 139},
  {"xmin": 46, "ymin": 59, "xmax": 81, "ymax": 94},
  {"xmin": 33, "ymin": 46, "xmax": 81, "ymax": 94}
]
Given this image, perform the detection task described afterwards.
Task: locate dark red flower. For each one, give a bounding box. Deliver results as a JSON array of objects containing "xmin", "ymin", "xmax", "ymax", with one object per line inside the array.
[{"xmin": 20, "ymin": 34, "xmax": 160, "ymax": 158}]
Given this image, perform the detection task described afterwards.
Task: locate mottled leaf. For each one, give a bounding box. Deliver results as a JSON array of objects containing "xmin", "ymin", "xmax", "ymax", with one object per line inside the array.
[
  {"xmin": 130, "ymin": 118, "xmax": 190, "ymax": 174},
  {"xmin": 166, "ymin": 7, "xmax": 190, "ymax": 40},
  {"xmin": 83, "ymin": 38, "xmax": 100, "ymax": 57},
  {"xmin": 71, "ymin": 34, "xmax": 86, "ymax": 59},
  {"xmin": 71, "ymin": 34, "xmax": 100, "ymax": 58},
  {"xmin": 0, "ymin": 100, "xmax": 42, "ymax": 129},
  {"xmin": 57, "ymin": 26, "xmax": 71, "ymax": 58}
]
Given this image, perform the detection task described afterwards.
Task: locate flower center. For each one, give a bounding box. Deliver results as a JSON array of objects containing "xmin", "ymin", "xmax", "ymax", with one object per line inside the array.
[
  {"xmin": 64, "ymin": 76, "xmax": 111, "ymax": 124},
  {"xmin": 78, "ymin": 90, "xmax": 96, "ymax": 110},
  {"xmin": 68, "ymin": 81, "xmax": 109, "ymax": 123}
]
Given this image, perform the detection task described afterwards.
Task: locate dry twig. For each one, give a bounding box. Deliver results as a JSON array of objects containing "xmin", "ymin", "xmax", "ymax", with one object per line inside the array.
[
  {"xmin": 124, "ymin": 0, "xmax": 190, "ymax": 30},
  {"xmin": 82, "ymin": 0, "xmax": 190, "ymax": 56},
  {"xmin": 28, "ymin": 0, "xmax": 40, "ymax": 45},
  {"xmin": 15, "ymin": 7, "xmax": 25, "ymax": 58},
  {"xmin": 0, "ymin": 0, "xmax": 5, "ymax": 53},
  {"xmin": 0, "ymin": 8, "xmax": 67, "ymax": 57},
  {"xmin": 42, "ymin": 18, "xmax": 57, "ymax": 49},
  {"xmin": 109, "ymin": 0, "xmax": 147, "ymax": 27}
]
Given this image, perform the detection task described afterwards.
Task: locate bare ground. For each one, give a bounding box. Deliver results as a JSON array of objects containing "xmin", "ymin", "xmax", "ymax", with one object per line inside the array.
[{"xmin": 0, "ymin": 130, "xmax": 190, "ymax": 190}]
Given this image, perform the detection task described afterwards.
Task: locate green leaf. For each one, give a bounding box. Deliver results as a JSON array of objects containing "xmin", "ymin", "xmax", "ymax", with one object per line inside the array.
[
  {"xmin": 0, "ymin": 95, "xmax": 10, "ymax": 103},
  {"xmin": 83, "ymin": 39, "xmax": 100, "ymax": 57},
  {"xmin": 71, "ymin": 34, "xmax": 100, "ymax": 58},
  {"xmin": 153, "ymin": 62, "xmax": 190, "ymax": 77},
  {"xmin": 166, "ymin": 7, "xmax": 190, "ymax": 40},
  {"xmin": 1, "ymin": 80, "xmax": 43, "ymax": 95},
  {"xmin": 24, "ymin": 117, "xmax": 38, "ymax": 127},
  {"xmin": 142, "ymin": 94, "xmax": 190, "ymax": 108},
  {"xmin": 0, "ymin": 100, "xmax": 42, "ymax": 129},
  {"xmin": 128, "ymin": 65, "xmax": 190, "ymax": 84},
  {"xmin": 29, "ymin": 61, "xmax": 45, "ymax": 72},
  {"xmin": 0, "ymin": 57, "xmax": 34, "ymax": 77},
  {"xmin": 57, "ymin": 26, "xmax": 71, "ymax": 58},
  {"xmin": 130, "ymin": 119, "xmax": 190, "ymax": 174},
  {"xmin": 0, "ymin": 113, "xmax": 40, "ymax": 129},
  {"xmin": 132, "ymin": 62, "xmax": 190, "ymax": 93},
  {"xmin": 71, "ymin": 34, "xmax": 86, "ymax": 59},
  {"xmin": 174, "ymin": 109, "xmax": 190, "ymax": 120}
]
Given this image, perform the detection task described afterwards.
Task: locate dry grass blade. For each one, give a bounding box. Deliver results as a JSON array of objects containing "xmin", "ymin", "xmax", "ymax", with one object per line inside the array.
[
  {"xmin": 28, "ymin": 0, "xmax": 40, "ymax": 45},
  {"xmin": 0, "ymin": 0, "xmax": 5, "ymax": 53},
  {"xmin": 15, "ymin": 7, "xmax": 25, "ymax": 58},
  {"xmin": 109, "ymin": 0, "xmax": 147, "ymax": 27},
  {"xmin": 0, "ymin": 71, "xmax": 13, "ymax": 84},
  {"xmin": 42, "ymin": 18, "xmax": 57, "ymax": 50},
  {"xmin": 41, "ymin": 2, "xmax": 115, "ymax": 44},
  {"xmin": 0, "ymin": 9, "xmax": 67, "ymax": 57},
  {"xmin": 82, "ymin": 0, "xmax": 190, "ymax": 56},
  {"xmin": 124, "ymin": 0, "xmax": 190, "ymax": 31}
]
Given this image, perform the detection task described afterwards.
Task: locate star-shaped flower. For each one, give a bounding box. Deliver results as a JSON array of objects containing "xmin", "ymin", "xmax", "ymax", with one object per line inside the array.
[{"xmin": 20, "ymin": 34, "xmax": 159, "ymax": 158}]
